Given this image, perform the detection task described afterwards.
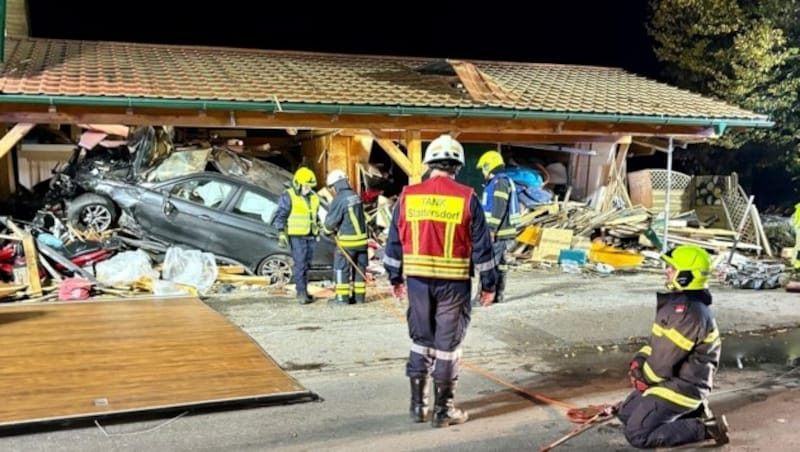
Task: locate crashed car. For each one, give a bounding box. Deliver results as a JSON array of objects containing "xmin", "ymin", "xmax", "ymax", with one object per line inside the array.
[{"xmin": 46, "ymin": 126, "xmax": 336, "ymax": 283}]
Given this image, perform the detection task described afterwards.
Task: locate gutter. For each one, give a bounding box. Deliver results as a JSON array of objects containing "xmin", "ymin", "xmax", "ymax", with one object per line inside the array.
[{"xmin": 0, "ymin": 93, "xmax": 775, "ymax": 129}]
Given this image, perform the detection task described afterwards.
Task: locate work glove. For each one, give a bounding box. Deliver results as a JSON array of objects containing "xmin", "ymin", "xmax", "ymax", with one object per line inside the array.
[
  {"xmin": 628, "ymin": 357, "xmax": 649, "ymax": 392},
  {"xmin": 392, "ymin": 282, "xmax": 406, "ymax": 300},
  {"xmin": 278, "ymin": 233, "xmax": 289, "ymax": 249}
]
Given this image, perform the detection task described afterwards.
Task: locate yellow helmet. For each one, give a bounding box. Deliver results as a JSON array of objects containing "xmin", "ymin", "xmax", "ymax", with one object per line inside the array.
[
  {"xmin": 476, "ymin": 150, "xmax": 504, "ymax": 177},
  {"xmin": 661, "ymin": 245, "xmax": 712, "ymax": 291},
  {"xmin": 293, "ymin": 167, "xmax": 317, "ymax": 189}
]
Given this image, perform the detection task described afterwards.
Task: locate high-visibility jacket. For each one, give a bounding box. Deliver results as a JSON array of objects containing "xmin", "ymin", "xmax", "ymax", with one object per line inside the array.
[
  {"xmin": 481, "ymin": 172, "xmax": 521, "ymax": 240},
  {"xmin": 283, "ymin": 188, "xmax": 319, "ymax": 236},
  {"xmin": 633, "ymin": 290, "xmax": 721, "ymax": 410},
  {"xmin": 384, "ymin": 175, "xmax": 496, "ymax": 282},
  {"xmin": 323, "ymin": 184, "xmax": 368, "ymax": 249}
]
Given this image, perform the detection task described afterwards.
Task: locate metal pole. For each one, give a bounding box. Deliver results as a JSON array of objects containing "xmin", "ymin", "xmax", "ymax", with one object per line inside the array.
[{"xmin": 662, "ymin": 137, "xmax": 673, "ymax": 253}]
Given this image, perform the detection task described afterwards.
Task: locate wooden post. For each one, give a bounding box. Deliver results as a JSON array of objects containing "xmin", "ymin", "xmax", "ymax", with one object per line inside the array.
[
  {"xmin": 0, "ymin": 123, "xmax": 35, "ymax": 160},
  {"xmin": 2, "ymin": 217, "xmax": 42, "ymax": 297},
  {"xmin": 375, "ymin": 138, "xmax": 413, "ymax": 177},
  {"xmin": 405, "ymin": 130, "xmax": 423, "ymax": 184}
]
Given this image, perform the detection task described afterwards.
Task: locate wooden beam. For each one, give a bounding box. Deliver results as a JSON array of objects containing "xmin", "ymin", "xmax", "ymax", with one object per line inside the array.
[
  {"xmin": 405, "ymin": 130, "xmax": 423, "ymax": 184},
  {"xmin": 0, "ymin": 105, "xmax": 718, "ymax": 139},
  {"xmin": 0, "ymin": 123, "xmax": 35, "ymax": 160},
  {"xmin": 375, "ymin": 137, "xmax": 413, "ymax": 177}
]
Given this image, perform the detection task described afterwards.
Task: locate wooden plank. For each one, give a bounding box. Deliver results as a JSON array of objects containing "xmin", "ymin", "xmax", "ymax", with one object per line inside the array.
[
  {"xmin": 627, "ymin": 171, "xmax": 653, "ymax": 208},
  {"xmin": 405, "ymin": 130, "xmax": 423, "ymax": 183},
  {"xmin": 0, "ymin": 297, "xmax": 313, "ymax": 427},
  {"xmin": 375, "ymin": 137, "xmax": 413, "ymax": 176},
  {"xmin": 0, "ymin": 123, "xmax": 35, "ymax": 160},
  {"xmin": 530, "ymin": 228, "xmax": 573, "ymax": 263}
]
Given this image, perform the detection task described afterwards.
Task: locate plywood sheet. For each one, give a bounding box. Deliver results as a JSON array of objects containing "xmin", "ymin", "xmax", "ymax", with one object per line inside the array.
[{"xmin": 0, "ymin": 297, "xmax": 313, "ymax": 428}]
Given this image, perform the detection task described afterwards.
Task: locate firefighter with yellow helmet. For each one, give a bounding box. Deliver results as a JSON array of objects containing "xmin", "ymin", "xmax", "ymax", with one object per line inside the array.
[
  {"xmin": 475, "ymin": 149, "xmax": 521, "ymax": 305},
  {"xmin": 273, "ymin": 166, "xmax": 320, "ymax": 304},
  {"xmin": 617, "ymin": 245, "xmax": 729, "ymax": 447}
]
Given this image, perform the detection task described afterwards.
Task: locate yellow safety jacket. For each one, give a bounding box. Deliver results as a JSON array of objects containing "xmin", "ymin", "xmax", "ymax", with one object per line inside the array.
[{"xmin": 286, "ymin": 189, "xmax": 320, "ymax": 236}]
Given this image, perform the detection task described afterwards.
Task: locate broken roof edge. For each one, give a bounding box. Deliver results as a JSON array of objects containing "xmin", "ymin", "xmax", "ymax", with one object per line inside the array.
[{"xmin": 0, "ymin": 94, "xmax": 775, "ymax": 129}]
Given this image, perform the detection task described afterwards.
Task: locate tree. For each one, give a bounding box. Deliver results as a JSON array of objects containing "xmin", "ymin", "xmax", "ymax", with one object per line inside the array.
[{"xmin": 648, "ymin": 0, "xmax": 800, "ymax": 206}]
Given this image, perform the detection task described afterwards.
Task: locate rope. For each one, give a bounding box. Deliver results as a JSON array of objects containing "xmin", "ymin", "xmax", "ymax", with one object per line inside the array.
[{"xmin": 94, "ymin": 411, "xmax": 189, "ymax": 437}]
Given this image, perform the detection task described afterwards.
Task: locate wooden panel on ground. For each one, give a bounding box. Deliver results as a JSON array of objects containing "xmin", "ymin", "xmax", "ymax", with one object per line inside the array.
[
  {"xmin": 0, "ymin": 296, "xmax": 315, "ymax": 429},
  {"xmin": 530, "ymin": 228, "xmax": 574, "ymax": 263}
]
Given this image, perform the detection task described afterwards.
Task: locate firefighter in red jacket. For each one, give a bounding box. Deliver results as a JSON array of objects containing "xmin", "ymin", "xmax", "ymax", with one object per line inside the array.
[
  {"xmin": 383, "ymin": 134, "xmax": 497, "ymax": 428},
  {"xmin": 618, "ymin": 245, "xmax": 729, "ymax": 448}
]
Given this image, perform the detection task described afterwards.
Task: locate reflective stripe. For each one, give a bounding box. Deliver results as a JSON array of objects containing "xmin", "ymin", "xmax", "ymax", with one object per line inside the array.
[
  {"xmin": 353, "ymin": 282, "xmax": 366, "ymax": 294},
  {"xmin": 411, "ymin": 220, "xmax": 420, "ymax": 255},
  {"xmin": 383, "ymin": 255, "xmax": 402, "ymax": 269},
  {"xmin": 444, "ymin": 223, "xmax": 455, "ymax": 258},
  {"xmin": 410, "ymin": 343, "xmax": 434, "ymax": 357},
  {"xmin": 638, "ymin": 345, "xmax": 653, "ymax": 356},
  {"xmin": 338, "ymin": 236, "xmax": 368, "ymax": 247},
  {"xmin": 644, "ymin": 387, "xmax": 702, "ymax": 409},
  {"xmin": 434, "ymin": 348, "xmax": 462, "ymax": 361},
  {"xmin": 335, "ymin": 284, "xmax": 350, "ymax": 295},
  {"xmin": 348, "ymin": 207, "xmax": 364, "ymax": 236},
  {"xmin": 643, "ymin": 362, "xmax": 664, "ymax": 383},
  {"xmin": 410, "ymin": 344, "xmax": 462, "ymax": 361},
  {"xmin": 474, "ymin": 259, "xmax": 496, "ymax": 272},
  {"xmin": 486, "ymin": 217, "xmax": 501, "ymax": 225},
  {"xmin": 703, "ymin": 329, "xmax": 720, "ymax": 344},
  {"xmin": 403, "ymin": 265, "xmax": 470, "ymax": 279},
  {"xmin": 493, "ymin": 191, "xmax": 509, "ymax": 200},
  {"xmin": 652, "ymin": 323, "xmax": 694, "ymax": 351}
]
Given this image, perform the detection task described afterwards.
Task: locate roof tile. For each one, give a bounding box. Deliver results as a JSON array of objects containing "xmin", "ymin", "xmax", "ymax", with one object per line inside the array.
[{"xmin": 0, "ymin": 37, "xmax": 766, "ymax": 121}]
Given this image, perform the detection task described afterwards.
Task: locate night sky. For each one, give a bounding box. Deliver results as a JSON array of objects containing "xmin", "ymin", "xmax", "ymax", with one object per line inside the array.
[{"xmin": 26, "ymin": 1, "xmax": 662, "ymax": 79}]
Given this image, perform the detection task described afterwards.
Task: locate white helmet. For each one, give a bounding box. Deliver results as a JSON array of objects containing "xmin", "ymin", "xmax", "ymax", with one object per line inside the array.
[
  {"xmin": 423, "ymin": 134, "xmax": 464, "ymax": 166},
  {"xmin": 326, "ymin": 169, "xmax": 348, "ymax": 187}
]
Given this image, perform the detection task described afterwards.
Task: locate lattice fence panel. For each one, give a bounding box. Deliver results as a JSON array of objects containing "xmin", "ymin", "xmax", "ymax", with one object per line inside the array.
[
  {"xmin": 722, "ymin": 184, "xmax": 758, "ymax": 246},
  {"xmin": 649, "ymin": 170, "xmax": 692, "ymax": 191}
]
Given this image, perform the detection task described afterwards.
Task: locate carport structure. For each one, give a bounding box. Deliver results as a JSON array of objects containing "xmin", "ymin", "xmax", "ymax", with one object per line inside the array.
[{"xmin": 0, "ymin": 36, "xmax": 771, "ymax": 203}]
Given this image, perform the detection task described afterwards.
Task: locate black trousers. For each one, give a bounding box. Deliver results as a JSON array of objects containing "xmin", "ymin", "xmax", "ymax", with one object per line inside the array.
[
  {"xmin": 616, "ymin": 390, "xmax": 706, "ymax": 448},
  {"xmin": 290, "ymin": 236, "xmax": 316, "ymax": 295},
  {"xmin": 405, "ymin": 276, "xmax": 471, "ymax": 382}
]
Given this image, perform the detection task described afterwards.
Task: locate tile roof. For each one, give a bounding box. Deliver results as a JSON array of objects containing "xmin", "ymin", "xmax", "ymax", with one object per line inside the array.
[{"xmin": 0, "ymin": 37, "xmax": 767, "ymax": 121}]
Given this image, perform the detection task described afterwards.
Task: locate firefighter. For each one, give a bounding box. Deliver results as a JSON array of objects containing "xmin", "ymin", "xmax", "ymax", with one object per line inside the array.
[
  {"xmin": 475, "ymin": 149, "xmax": 521, "ymax": 305},
  {"xmin": 322, "ymin": 169, "xmax": 369, "ymax": 304},
  {"xmin": 273, "ymin": 166, "xmax": 320, "ymax": 305},
  {"xmin": 383, "ymin": 134, "xmax": 497, "ymax": 428},
  {"xmin": 617, "ymin": 245, "xmax": 729, "ymax": 448}
]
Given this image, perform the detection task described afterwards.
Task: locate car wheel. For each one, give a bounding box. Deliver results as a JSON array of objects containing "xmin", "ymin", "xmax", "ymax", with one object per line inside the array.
[
  {"xmin": 257, "ymin": 254, "xmax": 294, "ymax": 285},
  {"xmin": 67, "ymin": 193, "xmax": 118, "ymax": 232}
]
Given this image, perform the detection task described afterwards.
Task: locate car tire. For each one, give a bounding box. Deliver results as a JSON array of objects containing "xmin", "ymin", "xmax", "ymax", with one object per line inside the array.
[
  {"xmin": 257, "ymin": 254, "xmax": 294, "ymax": 285},
  {"xmin": 67, "ymin": 193, "xmax": 118, "ymax": 232}
]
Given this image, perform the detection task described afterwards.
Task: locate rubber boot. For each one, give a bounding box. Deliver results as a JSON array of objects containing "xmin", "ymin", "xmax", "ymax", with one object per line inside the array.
[
  {"xmin": 297, "ymin": 292, "xmax": 312, "ymax": 305},
  {"xmin": 409, "ymin": 377, "xmax": 430, "ymax": 423},
  {"xmin": 431, "ymin": 381, "xmax": 468, "ymax": 428},
  {"xmin": 704, "ymin": 415, "xmax": 730, "ymax": 445},
  {"xmin": 332, "ymin": 269, "xmax": 351, "ymax": 305}
]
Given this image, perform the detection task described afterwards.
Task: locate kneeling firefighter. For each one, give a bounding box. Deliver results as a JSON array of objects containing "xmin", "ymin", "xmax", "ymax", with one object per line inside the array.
[
  {"xmin": 617, "ymin": 245, "xmax": 729, "ymax": 448},
  {"xmin": 475, "ymin": 149, "xmax": 521, "ymax": 304},
  {"xmin": 323, "ymin": 169, "xmax": 369, "ymax": 304}
]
